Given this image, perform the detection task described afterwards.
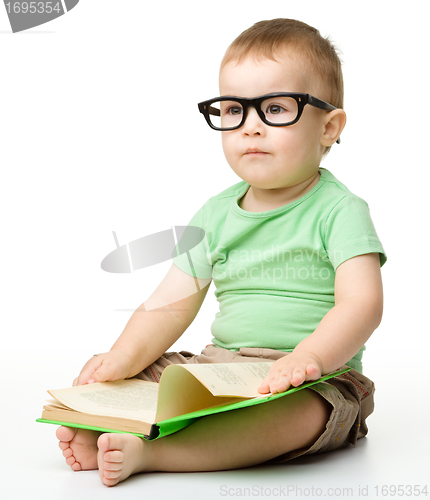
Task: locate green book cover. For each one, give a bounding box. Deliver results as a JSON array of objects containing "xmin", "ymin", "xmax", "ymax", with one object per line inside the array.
[{"xmin": 147, "ymin": 366, "xmax": 351, "ymax": 439}]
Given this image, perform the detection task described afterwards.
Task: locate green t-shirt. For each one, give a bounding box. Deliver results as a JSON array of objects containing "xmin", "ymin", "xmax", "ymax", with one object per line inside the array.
[{"xmin": 173, "ymin": 168, "xmax": 386, "ymax": 372}]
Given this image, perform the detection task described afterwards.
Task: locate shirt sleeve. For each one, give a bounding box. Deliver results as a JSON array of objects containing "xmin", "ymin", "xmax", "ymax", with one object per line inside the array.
[
  {"xmin": 324, "ymin": 195, "xmax": 387, "ymax": 269},
  {"xmin": 171, "ymin": 201, "xmax": 214, "ymax": 279}
]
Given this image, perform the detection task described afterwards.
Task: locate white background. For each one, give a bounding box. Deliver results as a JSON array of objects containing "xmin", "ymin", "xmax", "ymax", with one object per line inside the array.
[{"xmin": 1, "ymin": 1, "xmax": 429, "ymax": 499}]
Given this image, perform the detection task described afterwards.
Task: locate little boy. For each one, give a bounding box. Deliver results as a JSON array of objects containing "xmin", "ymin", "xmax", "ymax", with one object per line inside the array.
[{"xmin": 57, "ymin": 18, "xmax": 386, "ymax": 486}]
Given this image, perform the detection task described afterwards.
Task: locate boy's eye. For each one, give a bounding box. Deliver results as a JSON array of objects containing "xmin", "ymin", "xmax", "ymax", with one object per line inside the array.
[
  {"xmin": 266, "ymin": 104, "xmax": 286, "ymax": 115},
  {"xmin": 262, "ymin": 97, "xmax": 298, "ymax": 124},
  {"xmin": 227, "ymin": 106, "xmax": 243, "ymax": 116}
]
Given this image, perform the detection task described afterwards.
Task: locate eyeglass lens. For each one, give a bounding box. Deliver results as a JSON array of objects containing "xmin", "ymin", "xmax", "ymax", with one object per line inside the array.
[{"xmin": 208, "ymin": 96, "xmax": 299, "ymax": 129}]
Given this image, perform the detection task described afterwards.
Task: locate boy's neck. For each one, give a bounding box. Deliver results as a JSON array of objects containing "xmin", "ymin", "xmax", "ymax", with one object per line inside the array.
[{"xmin": 240, "ymin": 171, "xmax": 321, "ymax": 212}]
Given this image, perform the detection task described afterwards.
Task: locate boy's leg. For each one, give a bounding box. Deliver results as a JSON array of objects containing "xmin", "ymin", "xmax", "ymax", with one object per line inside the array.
[
  {"xmin": 57, "ymin": 346, "xmax": 328, "ymax": 478},
  {"xmin": 98, "ymin": 388, "xmax": 331, "ymax": 486}
]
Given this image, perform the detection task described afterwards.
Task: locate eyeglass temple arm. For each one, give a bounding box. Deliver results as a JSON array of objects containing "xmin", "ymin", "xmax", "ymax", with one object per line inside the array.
[
  {"xmin": 308, "ymin": 96, "xmax": 341, "ymax": 144},
  {"xmin": 307, "ymin": 95, "xmax": 335, "ymax": 110},
  {"xmin": 198, "ymin": 103, "xmax": 221, "ymax": 117},
  {"xmin": 208, "ymin": 105, "xmax": 220, "ymax": 117}
]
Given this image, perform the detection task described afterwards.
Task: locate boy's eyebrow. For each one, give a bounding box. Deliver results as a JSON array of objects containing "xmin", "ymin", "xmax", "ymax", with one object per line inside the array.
[{"xmin": 203, "ymin": 93, "xmax": 336, "ymax": 111}]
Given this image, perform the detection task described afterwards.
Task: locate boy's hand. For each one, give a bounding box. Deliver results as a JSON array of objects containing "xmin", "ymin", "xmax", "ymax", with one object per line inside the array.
[
  {"xmin": 73, "ymin": 349, "xmax": 134, "ymax": 386},
  {"xmin": 258, "ymin": 351, "xmax": 323, "ymax": 394}
]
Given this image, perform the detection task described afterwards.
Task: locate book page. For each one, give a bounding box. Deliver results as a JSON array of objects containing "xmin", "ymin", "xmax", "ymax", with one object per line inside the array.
[
  {"xmin": 48, "ymin": 379, "xmax": 158, "ymax": 423},
  {"xmin": 154, "ymin": 365, "xmax": 249, "ymax": 422},
  {"xmin": 162, "ymin": 362, "xmax": 273, "ymax": 398}
]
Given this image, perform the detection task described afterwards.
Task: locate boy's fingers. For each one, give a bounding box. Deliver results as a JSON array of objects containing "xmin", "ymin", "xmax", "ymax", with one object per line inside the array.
[
  {"xmin": 258, "ymin": 373, "xmax": 276, "ymax": 393},
  {"xmin": 271, "ymin": 373, "xmax": 291, "ymax": 394},
  {"xmin": 91, "ymin": 360, "xmax": 121, "ymax": 382},
  {"xmin": 75, "ymin": 356, "xmax": 103, "ymax": 385},
  {"xmin": 290, "ymin": 367, "xmax": 306, "ymax": 387},
  {"xmin": 257, "ymin": 378, "xmax": 271, "ymax": 394},
  {"xmin": 306, "ymin": 364, "xmax": 321, "ymax": 379}
]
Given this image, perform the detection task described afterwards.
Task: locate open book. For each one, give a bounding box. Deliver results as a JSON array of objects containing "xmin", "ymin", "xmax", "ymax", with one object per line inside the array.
[{"xmin": 37, "ymin": 363, "xmax": 350, "ymax": 440}]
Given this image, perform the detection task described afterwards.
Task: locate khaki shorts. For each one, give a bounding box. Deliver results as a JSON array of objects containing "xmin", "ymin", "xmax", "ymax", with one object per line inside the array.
[{"xmin": 136, "ymin": 345, "xmax": 375, "ymax": 462}]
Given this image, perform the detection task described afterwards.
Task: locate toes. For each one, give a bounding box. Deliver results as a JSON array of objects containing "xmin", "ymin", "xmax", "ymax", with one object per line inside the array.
[
  {"xmin": 104, "ymin": 460, "xmax": 122, "ymax": 471},
  {"xmin": 104, "ymin": 450, "xmax": 123, "ymax": 463},
  {"xmin": 60, "ymin": 441, "xmax": 80, "ymax": 469},
  {"xmin": 58, "ymin": 441, "xmax": 69, "ymax": 451},
  {"xmin": 97, "ymin": 433, "xmax": 125, "ymax": 454},
  {"xmin": 56, "ymin": 426, "xmax": 77, "ymax": 442},
  {"xmin": 102, "ymin": 477, "xmax": 120, "ymax": 487},
  {"xmin": 57, "ymin": 427, "xmax": 99, "ymax": 472},
  {"xmin": 97, "ymin": 434, "xmax": 126, "ymax": 487},
  {"xmin": 97, "ymin": 458, "xmax": 120, "ymax": 487},
  {"xmin": 103, "ymin": 469, "xmax": 122, "ymax": 479},
  {"xmin": 97, "ymin": 433, "xmax": 111, "ymax": 453},
  {"xmin": 61, "ymin": 447, "xmax": 83, "ymax": 470},
  {"xmin": 65, "ymin": 454, "xmax": 82, "ymax": 471},
  {"xmin": 102, "ymin": 445, "xmax": 124, "ymax": 475},
  {"xmin": 96, "ymin": 433, "xmax": 144, "ymax": 486}
]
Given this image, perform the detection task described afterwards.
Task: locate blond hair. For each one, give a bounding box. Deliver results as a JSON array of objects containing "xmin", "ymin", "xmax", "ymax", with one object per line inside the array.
[{"xmin": 221, "ymin": 18, "xmax": 344, "ymax": 109}]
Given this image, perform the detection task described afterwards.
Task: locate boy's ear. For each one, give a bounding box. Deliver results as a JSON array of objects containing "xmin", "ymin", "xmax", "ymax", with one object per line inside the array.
[{"xmin": 321, "ymin": 109, "xmax": 347, "ymax": 147}]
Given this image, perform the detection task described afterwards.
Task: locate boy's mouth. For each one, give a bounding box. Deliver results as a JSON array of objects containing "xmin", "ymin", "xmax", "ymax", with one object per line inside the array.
[{"xmin": 244, "ymin": 148, "xmax": 268, "ymax": 155}]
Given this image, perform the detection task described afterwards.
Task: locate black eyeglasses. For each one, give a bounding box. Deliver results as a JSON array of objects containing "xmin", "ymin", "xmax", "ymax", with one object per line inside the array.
[{"xmin": 198, "ymin": 92, "xmax": 340, "ymax": 144}]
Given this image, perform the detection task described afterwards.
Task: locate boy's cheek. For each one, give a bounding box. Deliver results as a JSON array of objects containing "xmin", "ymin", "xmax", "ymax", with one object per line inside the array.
[{"xmin": 221, "ymin": 137, "xmax": 236, "ymax": 162}]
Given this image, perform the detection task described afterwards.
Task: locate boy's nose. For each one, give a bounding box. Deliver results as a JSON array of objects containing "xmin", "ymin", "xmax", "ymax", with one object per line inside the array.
[{"xmin": 241, "ymin": 107, "xmax": 264, "ymax": 136}]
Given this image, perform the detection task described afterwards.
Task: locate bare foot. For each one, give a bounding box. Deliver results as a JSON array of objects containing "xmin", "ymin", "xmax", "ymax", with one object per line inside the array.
[
  {"xmin": 97, "ymin": 433, "xmax": 149, "ymax": 487},
  {"xmin": 56, "ymin": 426, "xmax": 102, "ymax": 471}
]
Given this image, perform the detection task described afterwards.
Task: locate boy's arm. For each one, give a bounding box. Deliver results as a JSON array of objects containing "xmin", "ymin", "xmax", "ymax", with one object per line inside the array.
[
  {"xmin": 258, "ymin": 253, "xmax": 383, "ymax": 394},
  {"xmin": 74, "ymin": 264, "xmax": 211, "ymax": 385}
]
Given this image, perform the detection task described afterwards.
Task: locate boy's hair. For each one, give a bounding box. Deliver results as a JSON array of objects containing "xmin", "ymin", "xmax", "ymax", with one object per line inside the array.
[{"xmin": 221, "ymin": 18, "xmax": 344, "ymax": 110}]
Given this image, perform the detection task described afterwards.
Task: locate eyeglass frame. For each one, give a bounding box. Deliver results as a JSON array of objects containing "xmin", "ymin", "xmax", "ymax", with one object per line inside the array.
[{"xmin": 198, "ymin": 92, "xmax": 341, "ymax": 144}]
